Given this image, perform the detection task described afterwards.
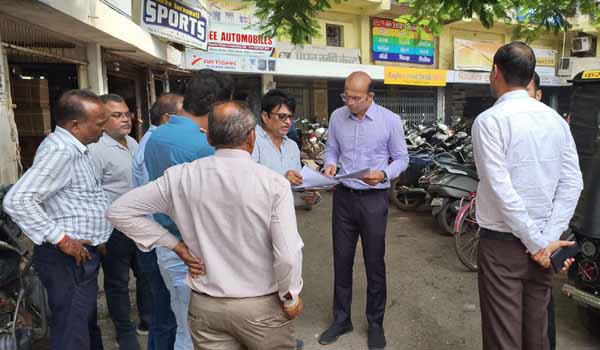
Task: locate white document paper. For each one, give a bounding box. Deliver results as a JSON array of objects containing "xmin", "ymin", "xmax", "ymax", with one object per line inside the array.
[
  {"xmin": 292, "ymin": 166, "xmax": 339, "ymax": 191},
  {"xmin": 335, "ymin": 168, "xmax": 370, "ymax": 180}
]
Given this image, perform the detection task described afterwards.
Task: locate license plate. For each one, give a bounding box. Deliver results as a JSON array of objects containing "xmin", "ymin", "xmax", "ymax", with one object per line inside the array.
[{"xmin": 431, "ymin": 197, "xmax": 444, "ymax": 206}]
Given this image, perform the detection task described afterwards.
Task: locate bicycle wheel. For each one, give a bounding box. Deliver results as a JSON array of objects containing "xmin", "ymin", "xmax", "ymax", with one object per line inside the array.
[{"xmin": 454, "ymin": 207, "xmax": 479, "ymax": 272}]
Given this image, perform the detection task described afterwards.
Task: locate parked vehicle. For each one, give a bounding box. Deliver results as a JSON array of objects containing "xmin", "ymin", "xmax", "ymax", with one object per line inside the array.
[
  {"xmin": 427, "ymin": 161, "xmax": 479, "ymax": 235},
  {"xmin": 0, "ymin": 186, "xmax": 49, "ymax": 350},
  {"xmin": 453, "ymin": 193, "xmax": 479, "ymax": 271},
  {"xmin": 562, "ymin": 70, "xmax": 600, "ymax": 333}
]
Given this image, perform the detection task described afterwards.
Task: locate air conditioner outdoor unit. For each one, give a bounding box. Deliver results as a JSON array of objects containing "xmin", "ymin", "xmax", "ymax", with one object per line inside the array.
[
  {"xmin": 571, "ymin": 37, "xmax": 593, "ymax": 54},
  {"xmin": 557, "ymin": 57, "xmax": 600, "ymax": 77}
]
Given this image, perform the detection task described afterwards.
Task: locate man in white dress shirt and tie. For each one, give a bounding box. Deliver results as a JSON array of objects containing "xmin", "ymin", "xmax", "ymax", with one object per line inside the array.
[{"xmin": 473, "ymin": 41, "xmax": 583, "ymax": 350}]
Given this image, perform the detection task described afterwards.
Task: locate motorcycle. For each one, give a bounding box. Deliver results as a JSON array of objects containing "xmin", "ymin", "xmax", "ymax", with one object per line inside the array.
[
  {"xmin": 0, "ymin": 186, "xmax": 49, "ymax": 350},
  {"xmin": 426, "ymin": 160, "xmax": 479, "ymax": 235}
]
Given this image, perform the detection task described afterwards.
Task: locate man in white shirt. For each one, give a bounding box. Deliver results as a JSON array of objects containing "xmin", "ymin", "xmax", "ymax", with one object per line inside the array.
[
  {"xmin": 473, "ymin": 42, "xmax": 583, "ymax": 350},
  {"xmin": 107, "ymin": 101, "xmax": 304, "ymax": 350}
]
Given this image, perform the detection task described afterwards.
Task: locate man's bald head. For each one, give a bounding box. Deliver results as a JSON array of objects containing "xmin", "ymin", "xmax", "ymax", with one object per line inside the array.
[
  {"xmin": 208, "ymin": 101, "xmax": 257, "ymax": 149},
  {"xmin": 345, "ymin": 71, "xmax": 373, "ymax": 94},
  {"xmin": 343, "ymin": 71, "xmax": 375, "ymax": 117}
]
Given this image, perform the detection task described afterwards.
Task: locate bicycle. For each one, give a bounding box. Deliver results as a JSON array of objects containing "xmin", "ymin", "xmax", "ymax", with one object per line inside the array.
[{"xmin": 453, "ymin": 192, "xmax": 479, "ymax": 272}]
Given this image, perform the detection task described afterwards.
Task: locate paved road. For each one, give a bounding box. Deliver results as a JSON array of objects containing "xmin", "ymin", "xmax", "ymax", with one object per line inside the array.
[{"xmin": 82, "ymin": 192, "xmax": 600, "ymax": 349}]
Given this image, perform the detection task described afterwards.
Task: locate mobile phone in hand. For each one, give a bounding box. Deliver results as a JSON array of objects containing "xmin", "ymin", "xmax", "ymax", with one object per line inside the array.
[{"xmin": 550, "ymin": 234, "xmax": 580, "ymax": 273}]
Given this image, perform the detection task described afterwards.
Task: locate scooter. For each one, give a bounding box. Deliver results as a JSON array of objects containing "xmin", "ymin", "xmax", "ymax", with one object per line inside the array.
[{"xmin": 426, "ymin": 162, "xmax": 479, "ymax": 235}]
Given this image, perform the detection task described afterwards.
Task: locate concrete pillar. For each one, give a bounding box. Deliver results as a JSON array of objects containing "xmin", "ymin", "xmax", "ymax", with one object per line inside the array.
[
  {"xmin": 437, "ymin": 87, "xmax": 445, "ymax": 123},
  {"xmin": 86, "ymin": 43, "xmax": 108, "ymax": 94},
  {"xmin": 261, "ymin": 74, "xmax": 275, "ymax": 94},
  {"xmin": 0, "ymin": 34, "xmax": 21, "ymax": 185},
  {"xmin": 358, "ymin": 16, "xmax": 372, "ymax": 65}
]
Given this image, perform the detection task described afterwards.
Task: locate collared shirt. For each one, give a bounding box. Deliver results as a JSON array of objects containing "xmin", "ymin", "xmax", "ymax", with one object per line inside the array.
[
  {"xmin": 472, "ymin": 90, "xmax": 583, "ymax": 253},
  {"xmin": 107, "ymin": 149, "xmax": 304, "ymax": 304},
  {"xmin": 324, "ymin": 102, "xmax": 409, "ymax": 189},
  {"xmin": 252, "ymin": 124, "xmax": 301, "ymax": 176},
  {"xmin": 2, "ymin": 127, "xmax": 112, "ymax": 246},
  {"xmin": 89, "ymin": 133, "xmax": 139, "ymax": 203},
  {"xmin": 144, "ymin": 115, "xmax": 215, "ymax": 239},
  {"xmin": 132, "ymin": 125, "xmax": 157, "ymax": 187}
]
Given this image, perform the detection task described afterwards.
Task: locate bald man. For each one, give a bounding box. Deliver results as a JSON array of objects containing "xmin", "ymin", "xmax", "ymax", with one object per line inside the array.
[{"xmin": 320, "ymin": 71, "xmax": 409, "ymax": 350}]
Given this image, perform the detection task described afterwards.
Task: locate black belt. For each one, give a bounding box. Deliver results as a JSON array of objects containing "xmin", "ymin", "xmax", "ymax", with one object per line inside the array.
[
  {"xmin": 479, "ymin": 227, "xmax": 520, "ymax": 241},
  {"xmin": 336, "ymin": 184, "xmax": 387, "ymax": 195},
  {"xmin": 41, "ymin": 242, "xmax": 99, "ymax": 252}
]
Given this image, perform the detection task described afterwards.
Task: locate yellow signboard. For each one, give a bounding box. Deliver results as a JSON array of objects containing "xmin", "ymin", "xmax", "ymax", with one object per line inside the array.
[
  {"xmin": 582, "ymin": 70, "xmax": 600, "ymax": 79},
  {"xmin": 384, "ymin": 67, "xmax": 447, "ymax": 86}
]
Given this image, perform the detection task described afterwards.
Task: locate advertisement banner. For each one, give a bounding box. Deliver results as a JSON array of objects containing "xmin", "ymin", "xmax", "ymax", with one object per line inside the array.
[
  {"xmin": 453, "ymin": 38, "xmax": 500, "ymax": 71},
  {"xmin": 207, "ymin": 0, "xmax": 275, "ymax": 57},
  {"xmin": 372, "ymin": 18, "xmax": 434, "ymax": 65},
  {"xmin": 185, "ymin": 50, "xmax": 276, "ymax": 72},
  {"xmin": 384, "ymin": 67, "xmax": 446, "ymax": 86},
  {"xmin": 454, "ymin": 39, "xmax": 558, "ymax": 76},
  {"xmin": 141, "ymin": 0, "xmax": 209, "ymax": 50}
]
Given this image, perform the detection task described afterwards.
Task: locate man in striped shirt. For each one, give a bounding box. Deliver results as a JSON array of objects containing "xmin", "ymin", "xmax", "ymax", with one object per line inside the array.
[{"xmin": 3, "ymin": 89, "xmax": 111, "ymax": 350}]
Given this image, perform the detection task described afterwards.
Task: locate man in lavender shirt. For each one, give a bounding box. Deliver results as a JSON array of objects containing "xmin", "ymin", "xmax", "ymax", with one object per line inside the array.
[{"xmin": 319, "ymin": 71, "xmax": 408, "ymax": 350}]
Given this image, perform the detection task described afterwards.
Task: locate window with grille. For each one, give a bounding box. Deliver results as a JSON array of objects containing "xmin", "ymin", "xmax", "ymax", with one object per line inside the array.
[
  {"xmin": 326, "ymin": 24, "xmax": 343, "ymax": 47},
  {"xmin": 373, "ymin": 88, "xmax": 437, "ymax": 126}
]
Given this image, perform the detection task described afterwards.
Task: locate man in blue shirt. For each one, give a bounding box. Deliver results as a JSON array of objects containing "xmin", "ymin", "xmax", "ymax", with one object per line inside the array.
[
  {"xmin": 144, "ymin": 69, "xmax": 233, "ymax": 350},
  {"xmin": 132, "ymin": 93, "xmax": 183, "ymax": 350},
  {"xmin": 252, "ymin": 89, "xmax": 320, "ymax": 209}
]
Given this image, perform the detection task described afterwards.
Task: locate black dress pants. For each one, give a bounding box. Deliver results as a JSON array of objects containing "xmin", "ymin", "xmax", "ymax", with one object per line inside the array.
[{"xmin": 332, "ymin": 185, "xmax": 389, "ymax": 328}]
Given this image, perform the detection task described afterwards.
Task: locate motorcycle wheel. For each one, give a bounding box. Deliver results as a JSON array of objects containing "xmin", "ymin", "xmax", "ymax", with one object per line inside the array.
[
  {"xmin": 435, "ymin": 202, "xmax": 455, "ymax": 236},
  {"xmin": 389, "ymin": 179, "xmax": 424, "ymax": 211},
  {"xmin": 454, "ymin": 211, "xmax": 479, "ymax": 272}
]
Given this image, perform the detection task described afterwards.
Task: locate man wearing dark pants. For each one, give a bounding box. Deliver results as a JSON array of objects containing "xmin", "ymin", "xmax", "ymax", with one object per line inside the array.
[
  {"xmin": 3, "ymin": 90, "xmax": 111, "ymax": 350},
  {"xmin": 320, "ymin": 71, "xmax": 408, "ymax": 350},
  {"xmin": 473, "ymin": 42, "xmax": 583, "ymax": 349},
  {"xmin": 89, "ymin": 94, "xmax": 148, "ymax": 350},
  {"xmin": 132, "ymin": 93, "xmax": 183, "ymax": 350}
]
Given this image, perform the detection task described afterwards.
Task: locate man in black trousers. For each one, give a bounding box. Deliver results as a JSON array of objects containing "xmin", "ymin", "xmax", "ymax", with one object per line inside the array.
[{"xmin": 319, "ymin": 71, "xmax": 409, "ymax": 350}]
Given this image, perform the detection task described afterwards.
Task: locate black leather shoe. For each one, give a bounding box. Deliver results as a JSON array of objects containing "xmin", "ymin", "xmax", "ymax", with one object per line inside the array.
[
  {"xmin": 368, "ymin": 327, "xmax": 386, "ymax": 350},
  {"xmin": 318, "ymin": 322, "xmax": 354, "ymax": 345},
  {"xmin": 296, "ymin": 338, "xmax": 304, "ymax": 349}
]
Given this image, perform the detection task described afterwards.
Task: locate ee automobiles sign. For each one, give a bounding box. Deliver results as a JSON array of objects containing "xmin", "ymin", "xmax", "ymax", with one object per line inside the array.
[{"xmin": 142, "ymin": 0, "xmax": 209, "ymax": 50}]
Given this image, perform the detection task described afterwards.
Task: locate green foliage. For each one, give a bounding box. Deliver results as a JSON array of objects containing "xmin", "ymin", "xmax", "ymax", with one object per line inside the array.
[
  {"xmin": 247, "ymin": 0, "xmax": 343, "ymax": 45},
  {"xmin": 248, "ymin": 0, "xmax": 600, "ymax": 44},
  {"xmin": 396, "ymin": 0, "xmax": 600, "ymax": 42}
]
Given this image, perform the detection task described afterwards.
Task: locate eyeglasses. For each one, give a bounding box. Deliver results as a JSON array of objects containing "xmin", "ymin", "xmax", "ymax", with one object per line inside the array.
[
  {"xmin": 269, "ymin": 113, "xmax": 294, "ymax": 122},
  {"xmin": 110, "ymin": 112, "xmax": 133, "ymax": 119},
  {"xmin": 340, "ymin": 93, "xmax": 367, "ymax": 103}
]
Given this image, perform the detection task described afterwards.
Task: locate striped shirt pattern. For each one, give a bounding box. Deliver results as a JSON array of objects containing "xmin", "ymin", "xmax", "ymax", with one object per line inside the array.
[{"xmin": 3, "ymin": 127, "xmax": 112, "ymax": 246}]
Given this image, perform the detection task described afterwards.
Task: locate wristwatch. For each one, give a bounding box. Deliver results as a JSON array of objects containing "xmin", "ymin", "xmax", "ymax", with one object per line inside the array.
[{"xmin": 380, "ymin": 171, "xmax": 388, "ymax": 183}]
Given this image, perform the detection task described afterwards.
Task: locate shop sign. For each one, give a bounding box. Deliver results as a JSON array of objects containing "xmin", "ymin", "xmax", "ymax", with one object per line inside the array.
[
  {"xmin": 184, "ymin": 50, "xmax": 276, "ymax": 73},
  {"xmin": 141, "ymin": 0, "xmax": 209, "ymax": 50},
  {"xmin": 102, "ymin": 0, "xmax": 132, "ymax": 16},
  {"xmin": 275, "ymin": 43, "xmax": 360, "ymax": 64},
  {"xmin": 448, "ymin": 70, "xmax": 490, "ymax": 84},
  {"xmin": 208, "ymin": 23, "xmax": 275, "ymax": 57},
  {"xmin": 533, "ymin": 48, "xmax": 556, "ymax": 76},
  {"xmin": 372, "ymin": 18, "xmax": 434, "ymax": 65},
  {"xmin": 384, "ymin": 67, "xmax": 446, "ymax": 86},
  {"xmin": 582, "ymin": 70, "xmax": 600, "ymax": 79}
]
